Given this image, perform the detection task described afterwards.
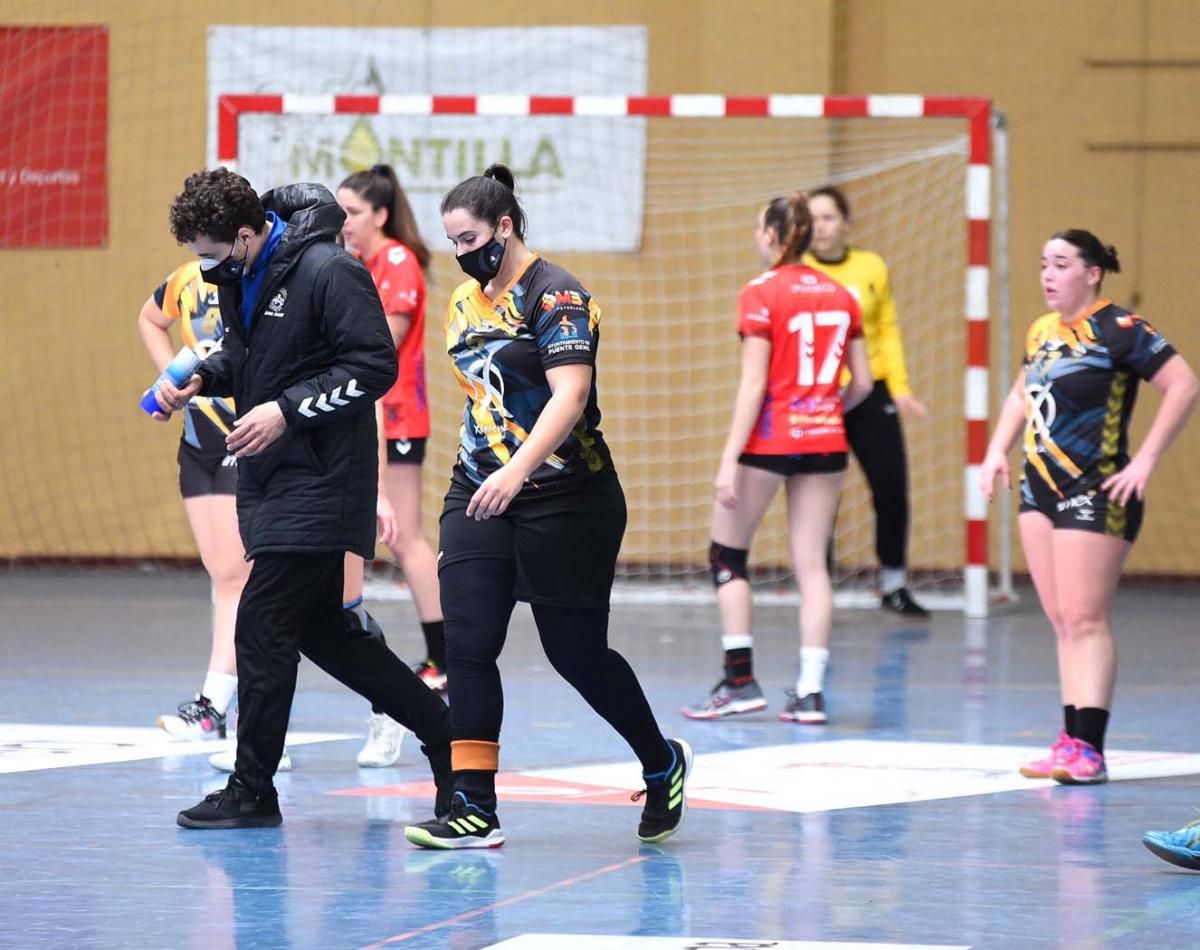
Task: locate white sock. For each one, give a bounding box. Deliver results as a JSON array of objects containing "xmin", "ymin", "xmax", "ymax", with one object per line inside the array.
[
  {"xmin": 721, "ymin": 633, "xmax": 753, "ymax": 651},
  {"xmin": 880, "ymin": 567, "xmax": 906, "ymax": 595},
  {"xmin": 796, "ymin": 647, "xmax": 830, "ymax": 696},
  {"xmin": 201, "ymin": 671, "xmax": 238, "ymax": 715}
]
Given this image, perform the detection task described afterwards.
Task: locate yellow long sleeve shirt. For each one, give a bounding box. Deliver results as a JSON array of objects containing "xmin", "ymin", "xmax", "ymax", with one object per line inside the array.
[{"xmin": 803, "ymin": 247, "xmax": 912, "ymax": 397}]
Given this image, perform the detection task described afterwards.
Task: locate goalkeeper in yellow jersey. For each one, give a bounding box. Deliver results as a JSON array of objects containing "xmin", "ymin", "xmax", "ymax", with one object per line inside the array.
[{"xmin": 803, "ymin": 186, "xmax": 931, "ymax": 617}]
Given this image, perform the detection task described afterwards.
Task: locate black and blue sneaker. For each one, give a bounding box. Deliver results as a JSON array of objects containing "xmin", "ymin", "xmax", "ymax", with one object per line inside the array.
[
  {"xmin": 404, "ymin": 791, "xmax": 505, "ymax": 850},
  {"xmin": 633, "ymin": 738, "xmax": 693, "ymax": 843}
]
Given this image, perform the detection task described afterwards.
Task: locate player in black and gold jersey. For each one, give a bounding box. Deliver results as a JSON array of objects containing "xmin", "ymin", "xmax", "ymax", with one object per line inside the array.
[
  {"xmin": 138, "ymin": 262, "xmax": 248, "ymax": 741},
  {"xmin": 143, "ymin": 265, "xmax": 307, "ymax": 772},
  {"xmin": 403, "ymin": 164, "xmax": 690, "ymax": 850},
  {"xmin": 804, "ymin": 187, "xmax": 931, "ymax": 617},
  {"xmin": 980, "ymin": 229, "xmax": 1198, "ymax": 784}
]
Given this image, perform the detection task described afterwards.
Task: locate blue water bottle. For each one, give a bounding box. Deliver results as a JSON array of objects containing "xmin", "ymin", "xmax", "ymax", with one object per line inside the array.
[{"xmin": 140, "ymin": 346, "xmax": 201, "ymax": 416}]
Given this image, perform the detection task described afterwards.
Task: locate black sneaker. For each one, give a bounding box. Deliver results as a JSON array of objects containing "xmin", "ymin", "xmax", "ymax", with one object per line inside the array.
[
  {"xmin": 422, "ymin": 742, "xmax": 454, "ymax": 819},
  {"xmin": 881, "ymin": 586, "xmax": 930, "ymax": 618},
  {"xmin": 177, "ymin": 776, "xmax": 282, "ymax": 829},
  {"xmin": 633, "ymin": 738, "xmax": 693, "ymax": 843},
  {"xmin": 404, "ymin": 792, "xmax": 505, "ymax": 849},
  {"xmin": 778, "ymin": 689, "xmax": 827, "ymax": 725}
]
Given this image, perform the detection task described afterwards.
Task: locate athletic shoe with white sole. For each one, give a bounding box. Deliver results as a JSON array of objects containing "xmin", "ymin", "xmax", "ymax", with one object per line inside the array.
[
  {"xmin": 357, "ymin": 712, "xmax": 406, "ymax": 767},
  {"xmin": 209, "ymin": 746, "xmax": 292, "ymax": 774},
  {"xmin": 158, "ymin": 695, "xmax": 226, "ymax": 740},
  {"xmin": 404, "ymin": 791, "xmax": 505, "ymax": 850}
]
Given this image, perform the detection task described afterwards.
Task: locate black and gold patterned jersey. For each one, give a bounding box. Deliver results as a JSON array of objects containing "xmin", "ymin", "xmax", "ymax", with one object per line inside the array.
[
  {"xmin": 153, "ymin": 262, "xmax": 236, "ymax": 455},
  {"xmin": 444, "ymin": 255, "xmax": 612, "ymax": 492},
  {"xmin": 1020, "ymin": 300, "xmax": 1175, "ymax": 501}
]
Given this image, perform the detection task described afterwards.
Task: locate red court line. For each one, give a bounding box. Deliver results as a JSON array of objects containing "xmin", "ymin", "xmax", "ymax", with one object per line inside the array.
[{"xmin": 360, "ymin": 855, "xmax": 647, "ymax": 948}]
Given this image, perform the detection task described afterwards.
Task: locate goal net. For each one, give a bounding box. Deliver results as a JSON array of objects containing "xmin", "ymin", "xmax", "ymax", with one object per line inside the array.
[
  {"xmin": 0, "ymin": 17, "xmax": 1006, "ymax": 615},
  {"xmin": 220, "ymin": 93, "xmax": 1003, "ymax": 615}
]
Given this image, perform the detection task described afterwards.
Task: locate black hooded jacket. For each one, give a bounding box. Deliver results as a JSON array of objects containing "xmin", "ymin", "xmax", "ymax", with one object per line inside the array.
[{"xmin": 195, "ymin": 183, "xmax": 397, "ymax": 559}]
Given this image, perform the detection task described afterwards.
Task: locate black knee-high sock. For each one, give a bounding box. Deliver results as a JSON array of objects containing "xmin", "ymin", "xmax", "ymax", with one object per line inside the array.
[
  {"xmin": 422, "ymin": 620, "xmax": 447, "ymax": 669},
  {"xmin": 532, "ymin": 603, "xmax": 672, "ymax": 774},
  {"xmin": 724, "ymin": 648, "xmax": 754, "ymax": 685},
  {"xmin": 1074, "ymin": 707, "xmax": 1110, "ymax": 754}
]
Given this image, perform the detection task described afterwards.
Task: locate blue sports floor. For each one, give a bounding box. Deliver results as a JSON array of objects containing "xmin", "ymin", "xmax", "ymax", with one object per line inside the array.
[{"xmin": 1, "ymin": 569, "xmax": 1197, "ymax": 949}]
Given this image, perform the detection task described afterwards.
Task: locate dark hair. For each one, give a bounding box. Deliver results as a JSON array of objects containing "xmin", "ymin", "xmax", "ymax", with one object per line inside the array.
[
  {"xmin": 763, "ymin": 192, "xmax": 813, "ymax": 265},
  {"xmin": 339, "ymin": 164, "xmax": 431, "ymax": 271},
  {"xmin": 169, "ymin": 167, "xmax": 266, "ymax": 244},
  {"xmin": 439, "ymin": 163, "xmax": 526, "ymax": 241},
  {"xmin": 1051, "ymin": 229, "xmax": 1121, "ymax": 276},
  {"xmin": 807, "ymin": 184, "xmax": 851, "ymax": 221}
]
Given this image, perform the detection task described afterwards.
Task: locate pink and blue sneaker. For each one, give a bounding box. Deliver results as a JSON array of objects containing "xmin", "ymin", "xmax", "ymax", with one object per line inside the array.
[
  {"xmin": 1019, "ymin": 730, "xmax": 1072, "ymax": 779},
  {"xmin": 1051, "ymin": 737, "xmax": 1107, "ymax": 785}
]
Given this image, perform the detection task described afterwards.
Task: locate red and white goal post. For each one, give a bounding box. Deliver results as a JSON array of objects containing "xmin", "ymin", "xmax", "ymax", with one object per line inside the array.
[{"xmin": 217, "ymin": 93, "xmax": 1009, "ymax": 617}]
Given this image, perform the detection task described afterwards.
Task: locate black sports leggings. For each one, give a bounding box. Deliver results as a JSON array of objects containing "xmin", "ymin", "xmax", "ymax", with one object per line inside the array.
[
  {"xmin": 440, "ymin": 557, "xmax": 670, "ymax": 774},
  {"xmin": 844, "ymin": 380, "xmax": 910, "ymax": 570}
]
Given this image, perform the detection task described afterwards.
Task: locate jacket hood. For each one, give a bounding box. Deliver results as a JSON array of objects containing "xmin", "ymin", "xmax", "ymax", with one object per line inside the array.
[{"xmin": 260, "ymin": 183, "xmax": 345, "ymax": 244}]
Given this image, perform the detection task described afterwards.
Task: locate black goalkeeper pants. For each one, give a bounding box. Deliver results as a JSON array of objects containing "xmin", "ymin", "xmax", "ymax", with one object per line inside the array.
[{"xmin": 844, "ymin": 380, "xmax": 911, "ymax": 570}]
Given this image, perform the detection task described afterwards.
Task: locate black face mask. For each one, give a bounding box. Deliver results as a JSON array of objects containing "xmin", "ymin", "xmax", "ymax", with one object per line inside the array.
[
  {"xmin": 200, "ymin": 237, "xmax": 248, "ymax": 286},
  {"xmin": 455, "ymin": 232, "xmax": 506, "ymax": 285}
]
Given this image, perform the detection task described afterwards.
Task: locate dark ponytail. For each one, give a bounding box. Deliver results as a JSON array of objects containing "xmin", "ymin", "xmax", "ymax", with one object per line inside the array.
[
  {"xmin": 763, "ymin": 191, "xmax": 813, "ymax": 266},
  {"xmin": 1052, "ymin": 228, "xmax": 1121, "ymax": 277},
  {"xmin": 338, "ymin": 164, "xmax": 431, "ymax": 271},
  {"xmin": 440, "ymin": 162, "xmax": 527, "ymax": 241}
]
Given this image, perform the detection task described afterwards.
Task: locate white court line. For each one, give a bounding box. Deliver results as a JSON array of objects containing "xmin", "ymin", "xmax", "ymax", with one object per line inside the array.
[
  {"xmin": 484, "ymin": 935, "xmax": 970, "ymax": 949},
  {"xmin": 0, "ymin": 723, "xmax": 353, "ymax": 774},
  {"xmin": 522, "ymin": 739, "xmax": 1200, "ymax": 814}
]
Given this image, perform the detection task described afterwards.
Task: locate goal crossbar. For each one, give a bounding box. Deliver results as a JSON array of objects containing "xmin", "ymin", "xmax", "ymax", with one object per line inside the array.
[{"xmin": 216, "ymin": 92, "xmax": 997, "ymax": 617}]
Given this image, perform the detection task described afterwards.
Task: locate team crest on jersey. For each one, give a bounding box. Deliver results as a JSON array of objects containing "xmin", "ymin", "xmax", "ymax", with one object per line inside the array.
[
  {"xmin": 264, "ymin": 288, "xmax": 288, "ymax": 317},
  {"xmin": 387, "ymin": 246, "xmax": 408, "ymax": 265},
  {"xmin": 556, "ymin": 314, "xmax": 578, "ymax": 338}
]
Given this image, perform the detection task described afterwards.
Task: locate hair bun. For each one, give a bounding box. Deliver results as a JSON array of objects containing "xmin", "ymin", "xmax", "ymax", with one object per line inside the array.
[
  {"xmin": 483, "ymin": 163, "xmax": 516, "ymax": 191},
  {"xmin": 1103, "ymin": 244, "xmax": 1122, "ymax": 274}
]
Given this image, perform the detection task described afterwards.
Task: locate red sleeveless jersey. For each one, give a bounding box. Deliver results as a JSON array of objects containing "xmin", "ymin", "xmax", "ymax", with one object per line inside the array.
[
  {"xmin": 362, "ymin": 240, "xmax": 430, "ymax": 440},
  {"xmin": 737, "ymin": 263, "xmax": 863, "ymax": 455}
]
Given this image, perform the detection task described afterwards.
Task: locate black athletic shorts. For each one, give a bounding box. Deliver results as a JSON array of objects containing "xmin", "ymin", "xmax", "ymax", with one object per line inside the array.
[
  {"xmin": 1019, "ymin": 473, "xmax": 1143, "ymax": 543},
  {"xmin": 178, "ymin": 440, "xmax": 238, "ymax": 498},
  {"xmin": 738, "ymin": 452, "xmax": 849, "ymax": 476},
  {"xmin": 386, "ymin": 437, "xmax": 427, "ymax": 465},
  {"xmin": 438, "ymin": 467, "xmax": 626, "ymax": 609}
]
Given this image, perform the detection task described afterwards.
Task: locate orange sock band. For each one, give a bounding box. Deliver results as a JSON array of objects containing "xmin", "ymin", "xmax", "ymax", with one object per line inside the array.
[{"xmin": 451, "ymin": 739, "xmax": 500, "ymax": 772}]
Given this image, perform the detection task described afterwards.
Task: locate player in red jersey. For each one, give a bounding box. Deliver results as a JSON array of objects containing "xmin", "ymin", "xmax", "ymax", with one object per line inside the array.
[
  {"xmin": 335, "ymin": 165, "xmax": 446, "ymax": 766},
  {"xmin": 683, "ymin": 193, "xmax": 872, "ymax": 725}
]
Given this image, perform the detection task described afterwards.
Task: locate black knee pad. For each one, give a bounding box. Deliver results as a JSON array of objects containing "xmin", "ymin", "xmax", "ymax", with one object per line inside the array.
[{"xmin": 709, "ymin": 542, "xmax": 749, "ymax": 587}]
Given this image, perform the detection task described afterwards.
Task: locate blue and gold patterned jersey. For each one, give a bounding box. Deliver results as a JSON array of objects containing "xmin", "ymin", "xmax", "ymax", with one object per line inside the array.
[
  {"xmin": 444, "ymin": 255, "xmax": 612, "ymax": 491},
  {"xmin": 1021, "ymin": 300, "xmax": 1175, "ymax": 499},
  {"xmin": 153, "ymin": 262, "xmax": 236, "ymax": 456}
]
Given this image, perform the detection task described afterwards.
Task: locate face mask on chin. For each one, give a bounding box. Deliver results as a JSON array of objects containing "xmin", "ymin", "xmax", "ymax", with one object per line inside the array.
[
  {"xmin": 200, "ymin": 236, "xmax": 248, "ymax": 286},
  {"xmin": 455, "ymin": 231, "xmax": 506, "ymax": 285}
]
